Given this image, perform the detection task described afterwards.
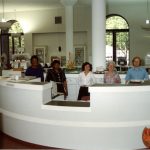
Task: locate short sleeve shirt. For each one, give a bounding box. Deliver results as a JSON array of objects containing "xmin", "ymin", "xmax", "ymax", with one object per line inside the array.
[{"xmin": 125, "ymin": 67, "xmax": 149, "ymax": 81}]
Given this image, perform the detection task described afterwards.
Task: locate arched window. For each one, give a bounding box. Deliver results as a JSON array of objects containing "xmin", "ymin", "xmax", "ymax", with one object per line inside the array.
[
  {"xmin": 106, "ymin": 15, "xmax": 129, "ymax": 66},
  {"xmin": 0, "ymin": 20, "xmax": 24, "ymax": 69},
  {"xmin": 8, "ymin": 20, "xmax": 24, "ymax": 57}
]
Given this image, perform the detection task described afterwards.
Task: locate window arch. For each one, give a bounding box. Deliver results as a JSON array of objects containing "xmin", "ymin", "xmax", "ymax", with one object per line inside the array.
[
  {"xmin": 8, "ymin": 20, "xmax": 24, "ymax": 56},
  {"xmin": 106, "ymin": 14, "xmax": 129, "ymax": 66},
  {"xmin": 0, "ymin": 20, "xmax": 24, "ymax": 69}
]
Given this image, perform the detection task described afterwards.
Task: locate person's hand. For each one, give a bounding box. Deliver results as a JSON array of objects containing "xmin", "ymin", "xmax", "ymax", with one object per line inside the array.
[
  {"xmin": 64, "ymin": 88, "xmax": 68, "ymax": 96},
  {"xmin": 63, "ymin": 81, "xmax": 68, "ymax": 96}
]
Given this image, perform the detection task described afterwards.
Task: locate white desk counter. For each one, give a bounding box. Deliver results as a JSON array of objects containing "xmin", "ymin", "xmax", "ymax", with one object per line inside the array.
[
  {"xmin": 0, "ymin": 78, "xmax": 150, "ymax": 150},
  {"xmin": 66, "ymin": 73, "xmax": 126, "ymax": 100}
]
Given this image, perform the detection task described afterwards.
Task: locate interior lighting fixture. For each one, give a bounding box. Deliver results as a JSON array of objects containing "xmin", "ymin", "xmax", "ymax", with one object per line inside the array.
[{"xmin": 146, "ymin": 0, "xmax": 150, "ymax": 24}]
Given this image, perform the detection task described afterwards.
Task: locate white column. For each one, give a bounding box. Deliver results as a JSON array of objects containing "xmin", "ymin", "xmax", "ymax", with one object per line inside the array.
[
  {"xmin": 92, "ymin": 0, "xmax": 106, "ymax": 71},
  {"xmin": 61, "ymin": 0, "xmax": 77, "ymax": 62}
]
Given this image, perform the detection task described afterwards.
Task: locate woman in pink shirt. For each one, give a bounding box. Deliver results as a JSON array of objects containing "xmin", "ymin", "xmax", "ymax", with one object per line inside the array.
[{"xmin": 104, "ymin": 61, "xmax": 121, "ymax": 84}]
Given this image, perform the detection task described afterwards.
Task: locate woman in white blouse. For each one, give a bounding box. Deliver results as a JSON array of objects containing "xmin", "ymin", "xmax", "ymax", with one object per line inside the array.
[{"xmin": 77, "ymin": 62, "xmax": 96, "ymax": 100}]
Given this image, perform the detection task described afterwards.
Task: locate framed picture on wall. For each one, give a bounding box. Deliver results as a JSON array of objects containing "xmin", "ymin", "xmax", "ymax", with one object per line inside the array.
[
  {"xmin": 51, "ymin": 56, "xmax": 60, "ymax": 63},
  {"xmin": 34, "ymin": 46, "xmax": 47, "ymax": 64},
  {"xmin": 74, "ymin": 45, "xmax": 86, "ymax": 67},
  {"xmin": 61, "ymin": 56, "xmax": 66, "ymax": 67}
]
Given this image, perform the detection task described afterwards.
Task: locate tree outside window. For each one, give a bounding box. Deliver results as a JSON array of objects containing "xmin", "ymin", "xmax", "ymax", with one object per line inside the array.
[
  {"xmin": 9, "ymin": 21, "xmax": 24, "ymax": 59},
  {"xmin": 106, "ymin": 15, "xmax": 129, "ymax": 66}
]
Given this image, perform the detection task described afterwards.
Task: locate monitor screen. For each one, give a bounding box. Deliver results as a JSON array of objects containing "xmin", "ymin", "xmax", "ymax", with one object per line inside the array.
[{"xmin": 118, "ymin": 57, "xmax": 127, "ymax": 66}]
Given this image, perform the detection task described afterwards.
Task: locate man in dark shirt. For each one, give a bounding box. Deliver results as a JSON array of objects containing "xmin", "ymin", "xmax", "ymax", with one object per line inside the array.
[{"xmin": 25, "ymin": 55, "xmax": 44, "ymax": 82}]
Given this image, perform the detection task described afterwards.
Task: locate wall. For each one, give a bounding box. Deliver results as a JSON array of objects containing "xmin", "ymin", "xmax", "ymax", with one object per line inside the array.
[
  {"xmin": 1, "ymin": 1, "xmax": 150, "ymax": 65},
  {"xmin": 32, "ymin": 31, "xmax": 88, "ymax": 63},
  {"xmin": 3, "ymin": 6, "xmax": 91, "ymax": 64},
  {"xmin": 107, "ymin": 1, "xmax": 150, "ymax": 64}
]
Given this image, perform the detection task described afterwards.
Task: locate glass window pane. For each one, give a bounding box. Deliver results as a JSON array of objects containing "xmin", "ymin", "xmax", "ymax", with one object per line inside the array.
[
  {"xmin": 106, "ymin": 16, "xmax": 129, "ymax": 30},
  {"xmin": 116, "ymin": 32, "xmax": 129, "ymax": 65},
  {"xmin": 8, "ymin": 21, "xmax": 24, "ymax": 56},
  {"xmin": 106, "ymin": 15, "xmax": 129, "ymax": 65},
  {"xmin": 106, "ymin": 32, "xmax": 113, "ymax": 62}
]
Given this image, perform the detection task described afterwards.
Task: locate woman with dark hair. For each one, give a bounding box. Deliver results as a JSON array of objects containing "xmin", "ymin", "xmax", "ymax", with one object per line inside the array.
[
  {"xmin": 25, "ymin": 55, "xmax": 44, "ymax": 82},
  {"xmin": 125, "ymin": 56, "xmax": 149, "ymax": 83},
  {"xmin": 77, "ymin": 62, "xmax": 96, "ymax": 100},
  {"xmin": 45, "ymin": 60, "xmax": 68, "ymax": 99}
]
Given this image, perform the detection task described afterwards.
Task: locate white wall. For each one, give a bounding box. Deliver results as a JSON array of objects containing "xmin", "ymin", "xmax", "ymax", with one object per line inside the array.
[
  {"xmin": 3, "ymin": 6, "xmax": 91, "ymax": 63},
  {"xmin": 32, "ymin": 31, "xmax": 88, "ymax": 63},
  {"xmin": 2, "ymin": 2, "xmax": 150, "ymax": 65}
]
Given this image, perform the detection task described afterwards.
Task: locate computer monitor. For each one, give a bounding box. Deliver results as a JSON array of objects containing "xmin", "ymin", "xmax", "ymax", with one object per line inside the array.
[{"xmin": 118, "ymin": 57, "xmax": 127, "ymax": 66}]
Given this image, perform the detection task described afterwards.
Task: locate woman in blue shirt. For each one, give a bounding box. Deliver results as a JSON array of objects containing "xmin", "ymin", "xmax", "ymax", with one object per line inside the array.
[
  {"xmin": 25, "ymin": 55, "xmax": 44, "ymax": 82},
  {"xmin": 125, "ymin": 56, "xmax": 149, "ymax": 83}
]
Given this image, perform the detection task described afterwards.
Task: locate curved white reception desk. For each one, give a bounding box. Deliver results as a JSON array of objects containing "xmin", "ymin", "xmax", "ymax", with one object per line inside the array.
[{"xmin": 0, "ymin": 78, "xmax": 150, "ymax": 150}]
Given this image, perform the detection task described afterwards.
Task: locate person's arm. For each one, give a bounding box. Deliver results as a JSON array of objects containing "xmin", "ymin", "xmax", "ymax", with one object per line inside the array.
[
  {"xmin": 63, "ymin": 80, "xmax": 68, "ymax": 96},
  {"xmin": 45, "ymin": 69, "xmax": 51, "ymax": 82},
  {"xmin": 25, "ymin": 67, "xmax": 30, "ymax": 76},
  {"xmin": 103, "ymin": 72, "xmax": 107, "ymax": 83},
  {"xmin": 115, "ymin": 73, "xmax": 121, "ymax": 83},
  {"xmin": 125, "ymin": 69, "xmax": 131, "ymax": 84},
  {"xmin": 144, "ymin": 69, "xmax": 149, "ymax": 80},
  {"xmin": 40, "ymin": 68, "xmax": 44, "ymax": 82},
  {"xmin": 61, "ymin": 70, "xmax": 68, "ymax": 96}
]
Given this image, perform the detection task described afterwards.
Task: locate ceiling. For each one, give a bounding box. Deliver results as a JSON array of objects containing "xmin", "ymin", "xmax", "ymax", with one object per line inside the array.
[{"xmin": 0, "ymin": 0, "xmax": 142, "ymax": 13}]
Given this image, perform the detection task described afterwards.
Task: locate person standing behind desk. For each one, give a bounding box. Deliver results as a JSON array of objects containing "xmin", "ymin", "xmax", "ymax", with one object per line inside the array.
[
  {"xmin": 25, "ymin": 55, "xmax": 44, "ymax": 82},
  {"xmin": 45, "ymin": 60, "xmax": 68, "ymax": 99},
  {"xmin": 125, "ymin": 56, "xmax": 149, "ymax": 83},
  {"xmin": 77, "ymin": 62, "xmax": 96, "ymax": 101},
  {"xmin": 104, "ymin": 61, "xmax": 121, "ymax": 84}
]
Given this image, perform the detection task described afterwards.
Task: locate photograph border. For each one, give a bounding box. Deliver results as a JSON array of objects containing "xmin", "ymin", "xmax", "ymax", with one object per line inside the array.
[
  {"xmin": 34, "ymin": 46, "xmax": 47, "ymax": 64},
  {"xmin": 74, "ymin": 45, "xmax": 86, "ymax": 67}
]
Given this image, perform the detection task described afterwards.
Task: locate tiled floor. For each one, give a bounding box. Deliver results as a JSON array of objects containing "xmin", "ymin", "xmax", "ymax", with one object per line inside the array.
[
  {"xmin": 1, "ymin": 131, "xmax": 148, "ymax": 150},
  {"xmin": 0, "ymin": 131, "xmax": 64, "ymax": 149}
]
